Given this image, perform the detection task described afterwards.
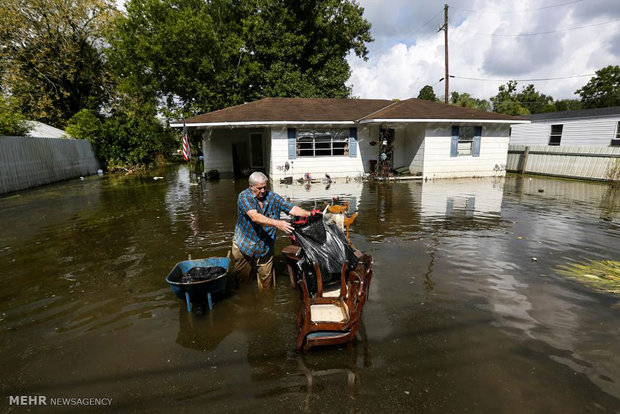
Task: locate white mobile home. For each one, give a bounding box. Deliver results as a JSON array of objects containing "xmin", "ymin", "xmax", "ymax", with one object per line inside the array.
[
  {"xmin": 507, "ymin": 107, "xmax": 620, "ymax": 181},
  {"xmin": 510, "ymin": 106, "xmax": 620, "ymax": 147},
  {"xmin": 173, "ymin": 98, "xmax": 527, "ymax": 181}
]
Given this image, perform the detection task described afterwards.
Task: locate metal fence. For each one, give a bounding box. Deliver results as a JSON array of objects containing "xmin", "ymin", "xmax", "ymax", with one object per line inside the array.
[
  {"xmin": 507, "ymin": 144, "xmax": 620, "ymax": 181},
  {"xmin": 0, "ymin": 136, "xmax": 100, "ymax": 194}
]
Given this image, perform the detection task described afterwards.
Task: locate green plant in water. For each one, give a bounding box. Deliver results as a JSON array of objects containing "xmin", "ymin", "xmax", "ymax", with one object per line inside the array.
[{"xmin": 556, "ymin": 260, "xmax": 620, "ymax": 295}]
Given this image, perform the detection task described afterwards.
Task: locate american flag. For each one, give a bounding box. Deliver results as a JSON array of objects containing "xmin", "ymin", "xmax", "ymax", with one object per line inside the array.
[{"xmin": 182, "ymin": 121, "xmax": 190, "ymax": 162}]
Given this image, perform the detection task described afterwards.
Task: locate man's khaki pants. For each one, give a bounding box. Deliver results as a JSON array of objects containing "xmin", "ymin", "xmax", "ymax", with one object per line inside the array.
[{"xmin": 232, "ymin": 242, "xmax": 275, "ymax": 289}]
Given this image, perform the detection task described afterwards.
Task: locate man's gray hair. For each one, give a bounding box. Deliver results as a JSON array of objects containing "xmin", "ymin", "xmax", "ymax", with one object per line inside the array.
[{"xmin": 249, "ymin": 171, "xmax": 268, "ymax": 186}]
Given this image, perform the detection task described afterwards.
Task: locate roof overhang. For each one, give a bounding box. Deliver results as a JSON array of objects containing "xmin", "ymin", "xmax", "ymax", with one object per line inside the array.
[
  {"xmin": 170, "ymin": 120, "xmax": 355, "ymax": 128},
  {"xmin": 171, "ymin": 118, "xmax": 530, "ymax": 128},
  {"xmin": 359, "ymin": 118, "xmax": 530, "ymax": 124}
]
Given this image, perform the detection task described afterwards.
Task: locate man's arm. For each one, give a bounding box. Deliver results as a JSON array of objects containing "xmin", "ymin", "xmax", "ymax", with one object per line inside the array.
[
  {"xmin": 246, "ymin": 205, "xmax": 310, "ymax": 234},
  {"xmin": 246, "ymin": 209, "xmax": 294, "ymax": 234}
]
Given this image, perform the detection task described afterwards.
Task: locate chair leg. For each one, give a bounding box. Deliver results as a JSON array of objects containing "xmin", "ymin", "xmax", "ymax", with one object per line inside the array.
[{"xmin": 286, "ymin": 263, "xmax": 297, "ymax": 289}]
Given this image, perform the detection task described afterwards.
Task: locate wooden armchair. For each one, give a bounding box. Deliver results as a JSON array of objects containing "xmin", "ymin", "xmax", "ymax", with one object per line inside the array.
[{"xmin": 296, "ymin": 261, "xmax": 366, "ymax": 352}]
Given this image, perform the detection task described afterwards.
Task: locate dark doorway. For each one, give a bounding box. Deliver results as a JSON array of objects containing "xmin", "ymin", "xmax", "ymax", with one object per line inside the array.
[
  {"xmin": 232, "ymin": 142, "xmax": 252, "ymax": 178},
  {"xmin": 378, "ymin": 128, "xmax": 395, "ymax": 177}
]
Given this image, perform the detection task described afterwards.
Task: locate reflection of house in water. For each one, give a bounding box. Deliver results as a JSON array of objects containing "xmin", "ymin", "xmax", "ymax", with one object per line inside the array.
[
  {"xmin": 271, "ymin": 181, "xmax": 364, "ymax": 213},
  {"xmin": 414, "ymin": 178, "xmax": 505, "ymax": 223}
]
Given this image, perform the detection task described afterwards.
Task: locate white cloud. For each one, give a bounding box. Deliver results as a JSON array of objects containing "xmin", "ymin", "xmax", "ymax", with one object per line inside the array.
[{"xmin": 347, "ymin": 0, "xmax": 620, "ymax": 102}]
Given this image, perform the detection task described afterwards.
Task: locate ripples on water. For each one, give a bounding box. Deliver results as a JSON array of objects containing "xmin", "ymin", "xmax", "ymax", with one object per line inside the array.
[{"xmin": 1, "ymin": 168, "xmax": 619, "ymax": 411}]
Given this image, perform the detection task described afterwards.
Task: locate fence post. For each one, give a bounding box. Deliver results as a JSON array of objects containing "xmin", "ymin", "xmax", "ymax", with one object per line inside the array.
[{"xmin": 521, "ymin": 146, "xmax": 530, "ymax": 174}]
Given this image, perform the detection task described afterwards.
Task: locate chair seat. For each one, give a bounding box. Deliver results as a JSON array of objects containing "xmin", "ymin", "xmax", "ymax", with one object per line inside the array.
[
  {"xmin": 310, "ymin": 304, "xmax": 348, "ymax": 323},
  {"xmin": 323, "ymin": 288, "xmax": 341, "ymax": 298}
]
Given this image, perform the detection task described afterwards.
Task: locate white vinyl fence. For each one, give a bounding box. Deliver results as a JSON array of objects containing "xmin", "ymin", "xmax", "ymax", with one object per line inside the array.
[
  {"xmin": 507, "ymin": 144, "xmax": 620, "ymax": 181},
  {"xmin": 0, "ymin": 136, "xmax": 100, "ymax": 194}
]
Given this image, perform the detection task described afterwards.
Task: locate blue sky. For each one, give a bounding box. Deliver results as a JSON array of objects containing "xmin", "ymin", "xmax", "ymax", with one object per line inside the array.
[{"xmin": 346, "ymin": 0, "xmax": 620, "ymax": 101}]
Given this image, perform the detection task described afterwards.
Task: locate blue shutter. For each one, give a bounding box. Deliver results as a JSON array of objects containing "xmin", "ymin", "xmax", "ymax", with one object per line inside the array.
[
  {"xmin": 473, "ymin": 126, "xmax": 482, "ymax": 157},
  {"xmin": 287, "ymin": 128, "xmax": 296, "ymax": 159},
  {"xmin": 349, "ymin": 127, "xmax": 358, "ymax": 158},
  {"xmin": 450, "ymin": 126, "xmax": 459, "ymax": 157}
]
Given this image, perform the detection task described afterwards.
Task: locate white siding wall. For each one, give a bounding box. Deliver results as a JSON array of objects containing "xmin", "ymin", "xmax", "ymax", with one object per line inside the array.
[
  {"xmin": 358, "ymin": 125, "xmax": 379, "ymax": 173},
  {"xmin": 404, "ymin": 124, "xmax": 425, "ymax": 174},
  {"xmin": 510, "ymin": 117, "xmax": 620, "ymax": 146},
  {"xmin": 422, "ymin": 123, "xmax": 510, "ymax": 179},
  {"xmin": 270, "ymin": 126, "xmax": 367, "ymax": 180},
  {"xmin": 392, "ymin": 126, "xmax": 408, "ymax": 169}
]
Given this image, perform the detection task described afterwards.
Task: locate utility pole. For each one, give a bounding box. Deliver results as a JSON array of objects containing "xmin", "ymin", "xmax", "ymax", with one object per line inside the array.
[{"xmin": 442, "ymin": 4, "xmax": 449, "ymax": 104}]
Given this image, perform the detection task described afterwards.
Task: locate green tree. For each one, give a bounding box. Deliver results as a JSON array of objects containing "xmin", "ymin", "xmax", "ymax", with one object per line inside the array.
[
  {"xmin": 106, "ymin": 0, "xmax": 373, "ymax": 116},
  {"xmin": 0, "ymin": 94, "xmax": 31, "ymax": 136},
  {"xmin": 417, "ymin": 85, "xmax": 437, "ymax": 101},
  {"xmin": 516, "ymin": 84, "xmax": 555, "ymax": 114},
  {"xmin": 554, "ymin": 99, "xmax": 582, "ymax": 112},
  {"xmin": 0, "ymin": 0, "xmax": 118, "ymax": 127},
  {"xmin": 450, "ymin": 91, "xmax": 490, "ymax": 111},
  {"xmin": 490, "ymin": 81, "xmax": 530, "ymax": 115},
  {"xmin": 491, "ymin": 81, "xmax": 555, "ymax": 115},
  {"xmin": 576, "ymin": 65, "xmax": 620, "ymax": 109},
  {"xmin": 95, "ymin": 110, "xmax": 176, "ymax": 167}
]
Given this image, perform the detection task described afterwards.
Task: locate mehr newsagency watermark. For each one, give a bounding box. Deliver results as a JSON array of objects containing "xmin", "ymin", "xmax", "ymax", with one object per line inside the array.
[{"xmin": 9, "ymin": 395, "xmax": 113, "ymax": 406}]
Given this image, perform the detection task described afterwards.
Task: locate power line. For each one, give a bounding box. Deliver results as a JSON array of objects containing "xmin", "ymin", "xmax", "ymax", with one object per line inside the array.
[
  {"xmin": 404, "ymin": 9, "xmax": 444, "ymax": 41},
  {"xmin": 452, "ymin": 73, "xmax": 595, "ymax": 82},
  {"xmin": 451, "ymin": 19, "xmax": 620, "ymax": 37},
  {"xmin": 450, "ymin": 0, "xmax": 584, "ymax": 14}
]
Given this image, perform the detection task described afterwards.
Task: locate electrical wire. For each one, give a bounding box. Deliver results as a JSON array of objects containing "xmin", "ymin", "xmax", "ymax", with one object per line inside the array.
[
  {"xmin": 404, "ymin": 8, "xmax": 444, "ymax": 41},
  {"xmin": 451, "ymin": 19, "xmax": 620, "ymax": 37},
  {"xmin": 452, "ymin": 73, "xmax": 595, "ymax": 82},
  {"xmin": 450, "ymin": 0, "xmax": 584, "ymax": 14}
]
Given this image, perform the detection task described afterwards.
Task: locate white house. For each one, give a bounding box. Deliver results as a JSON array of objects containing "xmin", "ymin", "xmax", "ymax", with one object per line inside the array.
[
  {"xmin": 172, "ymin": 98, "xmax": 528, "ymax": 181},
  {"xmin": 510, "ymin": 106, "xmax": 620, "ymax": 147}
]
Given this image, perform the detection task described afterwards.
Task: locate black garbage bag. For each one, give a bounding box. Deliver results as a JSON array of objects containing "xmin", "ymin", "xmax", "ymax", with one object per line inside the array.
[{"xmin": 292, "ymin": 213, "xmax": 358, "ymax": 295}]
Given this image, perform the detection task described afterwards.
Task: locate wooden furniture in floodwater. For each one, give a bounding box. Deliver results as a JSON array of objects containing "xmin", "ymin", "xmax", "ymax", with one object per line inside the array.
[{"xmin": 295, "ymin": 255, "xmax": 373, "ymax": 352}]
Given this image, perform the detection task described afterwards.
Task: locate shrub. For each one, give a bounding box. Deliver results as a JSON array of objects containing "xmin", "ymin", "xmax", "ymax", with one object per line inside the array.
[
  {"xmin": 65, "ymin": 109, "xmax": 102, "ymax": 142},
  {"xmin": 0, "ymin": 95, "xmax": 32, "ymax": 136}
]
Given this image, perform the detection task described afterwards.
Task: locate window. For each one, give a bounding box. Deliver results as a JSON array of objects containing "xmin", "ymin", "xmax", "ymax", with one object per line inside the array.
[
  {"xmin": 296, "ymin": 129, "xmax": 349, "ymax": 157},
  {"xmin": 450, "ymin": 126, "xmax": 481, "ymax": 157},
  {"xmin": 612, "ymin": 121, "xmax": 620, "ymax": 146},
  {"xmin": 458, "ymin": 126, "xmax": 475, "ymax": 156},
  {"xmin": 549, "ymin": 124, "xmax": 563, "ymax": 146}
]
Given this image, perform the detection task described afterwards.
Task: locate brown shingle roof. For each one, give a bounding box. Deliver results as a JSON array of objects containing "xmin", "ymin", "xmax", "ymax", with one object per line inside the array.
[
  {"xmin": 180, "ymin": 97, "xmax": 527, "ymax": 124},
  {"xmin": 183, "ymin": 97, "xmax": 392, "ymax": 123},
  {"xmin": 360, "ymin": 98, "xmax": 526, "ymax": 122}
]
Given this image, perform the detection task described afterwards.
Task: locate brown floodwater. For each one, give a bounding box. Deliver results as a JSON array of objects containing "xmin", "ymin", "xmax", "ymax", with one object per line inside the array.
[{"xmin": 1, "ymin": 165, "xmax": 619, "ymax": 413}]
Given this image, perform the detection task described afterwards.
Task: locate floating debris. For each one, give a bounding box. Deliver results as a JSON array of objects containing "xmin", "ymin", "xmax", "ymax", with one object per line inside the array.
[{"xmin": 556, "ymin": 260, "xmax": 620, "ymax": 295}]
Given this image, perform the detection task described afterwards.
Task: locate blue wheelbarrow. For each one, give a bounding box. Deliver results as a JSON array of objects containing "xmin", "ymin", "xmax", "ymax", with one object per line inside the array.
[{"xmin": 165, "ymin": 256, "xmax": 230, "ymax": 312}]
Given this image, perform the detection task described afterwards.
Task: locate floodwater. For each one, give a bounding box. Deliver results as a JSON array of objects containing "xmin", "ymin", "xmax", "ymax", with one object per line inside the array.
[{"xmin": 1, "ymin": 165, "xmax": 619, "ymax": 413}]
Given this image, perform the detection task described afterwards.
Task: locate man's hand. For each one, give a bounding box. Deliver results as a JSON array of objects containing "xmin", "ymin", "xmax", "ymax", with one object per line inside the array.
[
  {"xmin": 289, "ymin": 206, "xmax": 311, "ymax": 217},
  {"xmin": 274, "ymin": 219, "xmax": 293, "ymax": 234}
]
